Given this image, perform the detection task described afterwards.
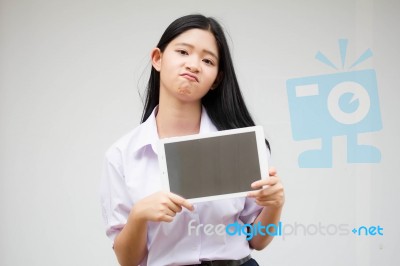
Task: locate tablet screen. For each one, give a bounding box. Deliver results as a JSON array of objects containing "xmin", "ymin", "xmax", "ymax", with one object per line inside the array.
[{"xmin": 163, "ymin": 131, "xmax": 263, "ymax": 199}]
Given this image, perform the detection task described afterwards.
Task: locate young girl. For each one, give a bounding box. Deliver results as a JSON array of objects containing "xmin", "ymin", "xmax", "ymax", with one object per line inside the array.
[{"xmin": 100, "ymin": 14, "xmax": 284, "ymax": 266}]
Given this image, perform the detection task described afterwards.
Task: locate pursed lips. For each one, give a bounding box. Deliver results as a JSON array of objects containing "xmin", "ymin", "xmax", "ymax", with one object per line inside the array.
[{"xmin": 180, "ymin": 73, "xmax": 199, "ymax": 82}]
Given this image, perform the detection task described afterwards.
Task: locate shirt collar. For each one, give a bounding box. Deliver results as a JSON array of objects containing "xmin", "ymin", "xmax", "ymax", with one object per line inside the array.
[
  {"xmin": 199, "ymin": 106, "xmax": 218, "ymax": 133},
  {"xmin": 132, "ymin": 105, "xmax": 217, "ymax": 154}
]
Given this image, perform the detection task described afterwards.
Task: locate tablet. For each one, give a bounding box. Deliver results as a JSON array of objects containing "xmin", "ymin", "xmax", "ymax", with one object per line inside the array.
[{"xmin": 157, "ymin": 126, "xmax": 268, "ymax": 203}]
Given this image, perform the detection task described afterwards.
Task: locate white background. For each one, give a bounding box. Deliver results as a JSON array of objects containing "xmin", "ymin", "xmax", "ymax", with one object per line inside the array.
[{"xmin": 1, "ymin": 0, "xmax": 399, "ymax": 265}]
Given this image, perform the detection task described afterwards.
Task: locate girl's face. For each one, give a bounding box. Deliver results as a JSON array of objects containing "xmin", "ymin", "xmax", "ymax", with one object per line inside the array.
[{"xmin": 152, "ymin": 29, "xmax": 219, "ymax": 104}]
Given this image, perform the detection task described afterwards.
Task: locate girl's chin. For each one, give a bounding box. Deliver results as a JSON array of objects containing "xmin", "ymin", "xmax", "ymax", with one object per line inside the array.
[{"xmin": 178, "ymin": 88, "xmax": 191, "ymax": 95}]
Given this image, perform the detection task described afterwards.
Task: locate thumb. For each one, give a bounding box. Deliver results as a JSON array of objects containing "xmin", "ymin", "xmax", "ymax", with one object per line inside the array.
[{"xmin": 269, "ymin": 167, "xmax": 277, "ymax": 176}]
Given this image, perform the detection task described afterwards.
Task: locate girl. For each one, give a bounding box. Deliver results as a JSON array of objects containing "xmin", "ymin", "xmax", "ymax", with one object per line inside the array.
[{"xmin": 100, "ymin": 14, "xmax": 284, "ymax": 266}]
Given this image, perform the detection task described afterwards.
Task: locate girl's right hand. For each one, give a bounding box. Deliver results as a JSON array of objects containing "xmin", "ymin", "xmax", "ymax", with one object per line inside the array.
[{"xmin": 130, "ymin": 191, "xmax": 194, "ymax": 223}]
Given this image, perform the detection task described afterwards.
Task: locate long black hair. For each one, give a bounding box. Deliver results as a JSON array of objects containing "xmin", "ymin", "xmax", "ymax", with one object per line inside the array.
[{"xmin": 140, "ymin": 14, "xmax": 270, "ymax": 150}]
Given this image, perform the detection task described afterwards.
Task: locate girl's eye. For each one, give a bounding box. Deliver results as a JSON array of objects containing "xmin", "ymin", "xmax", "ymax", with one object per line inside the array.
[
  {"xmin": 203, "ymin": 59, "xmax": 215, "ymax": 66},
  {"xmin": 177, "ymin": 49, "xmax": 188, "ymax": 55}
]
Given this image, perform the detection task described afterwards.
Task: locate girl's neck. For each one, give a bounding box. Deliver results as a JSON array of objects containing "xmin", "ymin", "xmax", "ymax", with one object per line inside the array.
[{"xmin": 156, "ymin": 101, "xmax": 202, "ymax": 139}]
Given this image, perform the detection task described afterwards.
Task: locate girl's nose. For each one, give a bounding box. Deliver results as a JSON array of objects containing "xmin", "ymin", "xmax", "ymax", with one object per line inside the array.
[
  {"xmin": 186, "ymin": 65, "xmax": 199, "ymax": 73},
  {"xmin": 185, "ymin": 58, "xmax": 200, "ymax": 73}
]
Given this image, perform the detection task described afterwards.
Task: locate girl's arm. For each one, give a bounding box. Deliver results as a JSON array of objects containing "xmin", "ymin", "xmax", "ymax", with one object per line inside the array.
[
  {"xmin": 113, "ymin": 210, "xmax": 148, "ymax": 266},
  {"xmin": 113, "ymin": 191, "xmax": 194, "ymax": 266},
  {"xmin": 248, "ymin": 204, "xmax": 283, "ymax": 250},
  {"xmin": 247, "ymin": 167, "xmax": 285, "ymax": 250}
]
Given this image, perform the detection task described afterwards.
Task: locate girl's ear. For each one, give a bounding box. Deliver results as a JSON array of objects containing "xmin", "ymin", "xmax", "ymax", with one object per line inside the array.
[{"xmin": 151, "ymin": 48, "xmax": 162, "ymax": 71}]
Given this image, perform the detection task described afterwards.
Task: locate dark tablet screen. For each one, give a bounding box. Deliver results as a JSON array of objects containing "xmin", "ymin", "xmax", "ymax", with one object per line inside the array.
[{"xmin": 164, "ymin": 131, "xmax": 262, "ymax": 199}]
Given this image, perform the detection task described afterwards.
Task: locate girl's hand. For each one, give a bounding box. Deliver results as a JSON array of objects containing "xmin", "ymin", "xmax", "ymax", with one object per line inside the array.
[
  {"xmin": 130, "ymin": 191, "xmax": 194, "ymax": 223},
  {"xmin": 247, "ymin": 167, "xmax": 285, "ymax": 208}
]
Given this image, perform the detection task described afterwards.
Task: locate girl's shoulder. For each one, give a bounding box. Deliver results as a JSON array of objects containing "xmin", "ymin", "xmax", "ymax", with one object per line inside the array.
[{"xmin": 105, "ymin": 115, "xmax": 159, "ymax": 164}]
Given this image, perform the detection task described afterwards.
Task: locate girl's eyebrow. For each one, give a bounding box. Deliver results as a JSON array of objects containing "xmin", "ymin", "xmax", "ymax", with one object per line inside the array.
[{"xmin": 174, "ymin": 42, "xmax": 219, "ymax": 60}]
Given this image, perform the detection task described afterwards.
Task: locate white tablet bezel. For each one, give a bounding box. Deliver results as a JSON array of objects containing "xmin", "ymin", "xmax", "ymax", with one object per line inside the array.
[{"xmin": 157, "ymin": 126, "xmax": 269, "ymax": 203}]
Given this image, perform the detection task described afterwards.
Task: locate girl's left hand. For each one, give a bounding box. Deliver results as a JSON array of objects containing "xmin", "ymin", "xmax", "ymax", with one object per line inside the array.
[{"xmin": 247, "ymin": 167, "xmax": 285, "ymax": 208}]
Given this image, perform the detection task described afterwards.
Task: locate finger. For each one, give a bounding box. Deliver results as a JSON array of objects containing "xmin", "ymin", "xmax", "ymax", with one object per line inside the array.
[
  {"xmin": 160, "ymin": 214, "xmax": 174, "ymax": 223},
  {"xmin": 255, "ymin": 199, "xmax": 284, "ymax": 208},
  {"xmin": 269, "ymin": 167, "xmax": 277, "ymax": 176},
  {"xmin": 156, "ymin": 192, "xmax": 182, "ymax": 214},
  {"xmin": 169, "ymin": 193, "xmax": 194, "ymax": 211},
  {"xmin": 248, "ymin": 182, "xmax": 283, "ymax": 198},
  {"xmin": 248, "ymin": 189, "xmax": 274, "ymax": 199},
  {"xmin": 153, "ymin": 208, "xmax": 175, "ymax": 223},
  {"xmin": 251, "ymin": 180, "xmax": 269, "ymax": 189},
  {"xmin": 247, "ymin": 190, "xmax": 259, "ymax": 198},
  {"xmin": 164, "ymin": 200, "xmax": 182, "ymax": 214},
  {"xmin": 162, "ymin": 207, "xmax": 177, "ymax": 217},
  {"xmin": 247, "ymin": 189, "xmax": 274, "ymax": 199},
  {"xmin": 251, "ymin": 176, "xmax": 278, "ymax": 189}
]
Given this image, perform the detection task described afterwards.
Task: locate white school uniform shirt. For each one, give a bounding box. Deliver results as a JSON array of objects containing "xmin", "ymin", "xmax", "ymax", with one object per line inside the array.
[{"xmin": 100, "ymin": 106, "xmax": 265, "ymax": 266}]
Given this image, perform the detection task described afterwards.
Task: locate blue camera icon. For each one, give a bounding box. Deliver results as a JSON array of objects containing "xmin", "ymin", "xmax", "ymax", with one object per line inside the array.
[{"xmin": 287, "ymin": 69, "xmax": 382, "ymax": 168}]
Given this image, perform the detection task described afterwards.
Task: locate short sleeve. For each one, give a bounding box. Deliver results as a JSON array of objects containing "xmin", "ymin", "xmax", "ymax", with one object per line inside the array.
[{"xmin": 99, "ymin": 149, "xmax": 133, "ymax": 242}]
